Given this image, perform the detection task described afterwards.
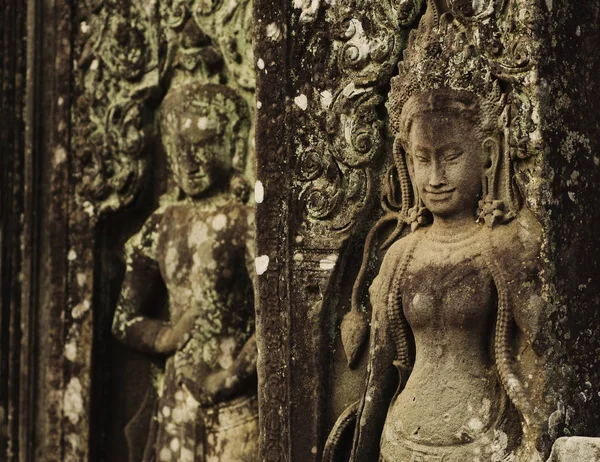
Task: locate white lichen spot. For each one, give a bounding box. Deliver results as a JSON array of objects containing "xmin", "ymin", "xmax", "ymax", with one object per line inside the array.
[
  {"xmin": 58, "ymin": 97, "xmax": 64, "ymax": 107},
  {"xmin": 54, "ymin": 146, "xmax": 67, "ymax": 164},
  {"xmin": 90, "ymin": 59, "xmax": 99, "ymax": 71},
  {"xmin": 188, "ymin": 221, "xmax": 209, "ymax": 248},
  {"xmin": 293, "ymin": 253, "xmax": 304, "ymax": 262},
  {"xmin": 165, "ymin": 246, "xmax": 179, "ymax": 280},
  {"xmin": 76, "ymin": 273, "xmax": 86, "ymax": 287},
  {"xmin": 319, "ymin": 254, "xmax": 337, "ymax": 271},
  {"xmin": 468, "ymin": 417, "xmax": 484, "ymax": 433},
  {"xmin": 490, "ymin": 429, "xmax": 509, "ymax": 461},
  {"xmin": 72, "ymin": 300, "xmax": 91, "ymax": 319},
  {"xmin": 197, "ymin": 116, "xmax": 216, "ymax": 130},
  {"xmin": 320, "ymin": 90, "xmax": 333, "ymax": 110},
  {"xmin": 159, "ymin": 447, "xmax": 172, "ymax": 462},
  {"xmin": 170, "ymin": 438, "xmax": 180, "ymax": 452},
  {"xmin": 255, "ymin": 180, "xmax": 265, "ymax": 204},
  {"xmin": 576, "ymin": 25, "xmax": 581, "ymax": 37},
  {"xmin": 162, "ymin": 406, "xmax": 171, "ymax": 418},
  {"xmin": 68, "ymin": 249, "xmax": 77, "ymax": 261},
  {"xmin": 180, "ymin": 447, "xmax": 194, "ymax": 462},
  {"xmin": 80, "ymin": 21, "xmax": 90, "ymax": 34},
  {"xmin": 218, "ymin": 337, "xmax": 236, "ymax": 369},
  {"xmin": 183, "ymin": 118, "xmax": 192, "ymax": 129},
  {"xmin": 568, "ymin": 191, "xmax": 577, "ymax": 203},
  {"xmin": 266, "ymin": 22, "xmax": 282, "ymax": 41},
  {"xmin": 294, "ymin": 94, "xmax": 308, "ymax": 111},
  {"xmin": 255, "ymin": 255, "xmax": 269, "ymax": 275},
  {"xmin": 64, "ymin": 339, "xmax": 77, "ymax": 361},
  {"xmin": 257, "ymin": 101, "xmax": 262, "ymax": 109},
  {"xmin": 83, "ymin": 201, "xmax": 95, "ymax": 217},
  {"xmin": 63, "ymin": 378, "xmax": 83, "ymax": 425},
  {"xmin": 257, "ymin": 58, "xmax": 265, "ymax": 70},
  {"xmin": 295, "ymin": 235, "xmax": 303, "ymax": 243},
  {"xmin": 311, "ymin": 446, "xmax": 317, "ymax": 454},
  {"xmin": 211, "ymin": 214, "xmax": 227, "ymax": 231}
]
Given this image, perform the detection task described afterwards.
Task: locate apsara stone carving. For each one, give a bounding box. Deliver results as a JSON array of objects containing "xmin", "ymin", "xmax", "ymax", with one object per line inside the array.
[
  {"xmin": 329, "ymin": 1, "xmax": 553, "ymax": 460},
  {"xmin": 112, "ymin": 82, "xmax": 258, "ymax": 462}
]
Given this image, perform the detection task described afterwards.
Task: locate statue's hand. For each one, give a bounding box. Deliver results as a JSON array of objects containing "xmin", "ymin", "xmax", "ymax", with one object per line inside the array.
[
  {"xmin": 199, "ymin": 368, "xmax": 241, "ymax": 406},
  {"xmin": 154, "ymin": 308, "xmax": 200, "ymax": 354}
]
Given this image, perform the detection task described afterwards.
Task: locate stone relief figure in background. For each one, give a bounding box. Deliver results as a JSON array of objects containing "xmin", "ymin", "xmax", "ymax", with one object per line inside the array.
[
  {"xmin": 346, "ymin": 7, "xmax": 551, "ymax": 462},
  {"xmin": 112, "ymin": 82, "xmax": 258, "ymax": 462}
]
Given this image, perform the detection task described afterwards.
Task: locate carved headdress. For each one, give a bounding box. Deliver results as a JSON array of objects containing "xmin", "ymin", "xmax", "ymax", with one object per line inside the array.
[{"xmin": 386, "ymin": 0, "xmax": 538, "ymax": 228}]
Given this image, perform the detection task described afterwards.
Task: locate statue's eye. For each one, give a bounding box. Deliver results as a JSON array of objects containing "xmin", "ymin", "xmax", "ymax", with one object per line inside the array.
[
  {"xmin": 445, "ymin": 150, "xmax": 463, "ymax": 161},
  {"xmin": 414, "ymin": 152, "xmax": 430, "ymax": 163}
]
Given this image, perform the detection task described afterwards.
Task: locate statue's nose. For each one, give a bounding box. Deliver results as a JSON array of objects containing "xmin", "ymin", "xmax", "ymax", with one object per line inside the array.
[
  {"xmin": 181, "ymin": 150, "xmax": 202, "ymax": 173},
  {"xmin": 428, "ymin": 159, "xmax": 447, "ymax": 187}
]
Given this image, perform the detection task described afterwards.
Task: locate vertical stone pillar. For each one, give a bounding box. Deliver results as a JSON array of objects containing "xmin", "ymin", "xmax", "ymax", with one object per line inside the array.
[
  {"xmin": 254, "ymin": 0, "xmax": 600, "ymax": 460},
  {"xmin": 539, "ymin": 0, "xmax": 600, "ymax": 444}
]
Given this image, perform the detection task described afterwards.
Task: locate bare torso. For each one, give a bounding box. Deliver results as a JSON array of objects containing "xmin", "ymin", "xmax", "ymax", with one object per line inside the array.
[
  {"xmin": 380, "ymin": 228, "xmax": 515, "ymax": 460},
  {"xmin": 155, "ymin": 195, "xmax": 254, "ymax": 387}
]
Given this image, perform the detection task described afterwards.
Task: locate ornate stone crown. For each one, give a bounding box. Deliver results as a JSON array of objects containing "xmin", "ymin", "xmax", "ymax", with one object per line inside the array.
[
  {"xmin": 387, "ymin": 3, "xmax": 505, "ymax": 138},
  {"xmin": 384, "ymin": 0, "xmax": 542, "ymax": 227}
]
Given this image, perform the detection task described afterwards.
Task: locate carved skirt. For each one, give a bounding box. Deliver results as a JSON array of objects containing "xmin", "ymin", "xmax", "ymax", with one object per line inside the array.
[
  {"xmin": 149, "ymin": 361, "xmax": 258, "ymax": 462},
  {"xmin": 201, "ymin": 395, "xmax": 259, "ymax": 462},
  {"xmin": 379, "ymin": 428, "xmax": 515, "ymax": 462}
]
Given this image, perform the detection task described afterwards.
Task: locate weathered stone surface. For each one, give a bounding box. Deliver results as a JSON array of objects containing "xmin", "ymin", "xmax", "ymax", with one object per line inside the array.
[
  {"xmin": 254, "ymin": 0, "xmax": 600, "ymax": 461},
  {"xmin": 3, "ymin": 0, "xmax": 600, "ymax": 460},
  {"xmin": 549, "ymin": 437, "xmax": 600, "ymax": 462}
]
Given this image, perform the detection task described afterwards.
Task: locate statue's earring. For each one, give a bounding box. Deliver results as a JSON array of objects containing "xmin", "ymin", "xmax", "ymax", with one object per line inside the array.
[{"xmin": 478, "ymin": 136, "xmax": 505, "ymax": 227}]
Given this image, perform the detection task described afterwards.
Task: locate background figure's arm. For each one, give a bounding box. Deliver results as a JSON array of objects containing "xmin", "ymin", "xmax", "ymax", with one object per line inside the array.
[
  {"xmin": 203, "ymin": 334, "xmax": 258, "ymax": 402},
  {"xmin": 236, "ymin": 206, "xmax": 258, "ymax": 382},
  {"xmin": 350, "ymin": 272, "xmax": 399, "ymax": 461},
  {"xmin": 112, "ymin": 210, "xmax": 194, "ymax": 355},
  {"xmin": 202, "ymin": 207, "xmax": 258, "ymax": 402},
  {"xmin": 112, "ymin": 245, "xmax": 166, "ymax": 354}
]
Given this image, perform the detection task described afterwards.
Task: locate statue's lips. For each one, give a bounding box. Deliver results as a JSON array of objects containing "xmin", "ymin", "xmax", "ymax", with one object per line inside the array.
[
  {"xmin": 424, "ymin": 188, "xmax": 455, "ymax": 200},
  {"xmin": 185, "ymin": 172, "xmax": 206, "ymax": 181}
]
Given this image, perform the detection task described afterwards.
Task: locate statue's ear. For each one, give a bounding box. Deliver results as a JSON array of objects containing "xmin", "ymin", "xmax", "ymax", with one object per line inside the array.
[
  {"xmin": 232, "ymin": 135, "xmax": 247, "ymax": 171},
  {"xmin": 405, "ymin": 150, "xmax": 415, "ymax": 179}
]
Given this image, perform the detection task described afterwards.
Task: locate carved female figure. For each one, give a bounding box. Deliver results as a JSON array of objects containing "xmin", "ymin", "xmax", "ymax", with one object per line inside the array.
[
  {"xmin": 350, "ymin": 88, "xmax": 547, "ymax": 461},
  {"xmin": 112, "ymin": 83, "xmax": 258, "ymax": 462}
]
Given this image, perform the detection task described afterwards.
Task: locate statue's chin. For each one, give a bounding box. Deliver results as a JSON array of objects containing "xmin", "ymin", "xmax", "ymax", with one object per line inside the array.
[{"xmin": 182, "ymin": 181, "xmax": 212, "ymax": 198}]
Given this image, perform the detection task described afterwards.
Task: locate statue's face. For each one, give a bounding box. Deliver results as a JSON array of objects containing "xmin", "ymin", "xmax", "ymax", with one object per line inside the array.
[
  {"xmin": 163, "ymin": 109, "xmax": 231, "ymax": 198},
  {"xmin": 407, "ymin": 113, "xmax": 484, "ymax": 221}
]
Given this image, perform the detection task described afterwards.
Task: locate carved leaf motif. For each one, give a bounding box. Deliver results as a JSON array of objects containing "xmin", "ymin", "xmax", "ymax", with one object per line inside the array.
[
  {"xmin": 291, "ymin": 0, "xmax": 425, "ymax": 242},
  {"xmin": 340, "ymin": 310, "xmax": 369, "ymax": 368},
  {"xmin": 74, "ymin": 1, "xmax": 160, "ymax": 216}
]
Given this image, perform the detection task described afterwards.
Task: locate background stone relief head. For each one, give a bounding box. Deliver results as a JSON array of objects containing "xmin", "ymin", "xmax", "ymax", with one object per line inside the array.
[{"xmin": 159, "ymin": 82, "xmax": 250, "ymax": 199}]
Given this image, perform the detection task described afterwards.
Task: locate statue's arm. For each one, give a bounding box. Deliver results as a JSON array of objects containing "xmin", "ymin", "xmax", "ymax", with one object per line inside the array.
[
  {"xmin": 202, "ymin": 206, "xmax": 258, "ymax": 401},
  {"xmin": 233, "ymin": 206, "xmax": 258, "ymax": 382},
  {"xmin": 112, "ymin": 210, "xmax": 195, "ymax": 355},
  {"xmin": 350, "ymin": 244, "xmax": 403, "ymax": 460}
]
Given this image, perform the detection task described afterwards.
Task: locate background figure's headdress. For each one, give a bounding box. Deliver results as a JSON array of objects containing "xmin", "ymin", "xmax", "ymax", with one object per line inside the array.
[{"xmin": 385, "ymin": 0, "xmax": 539, "ymax": 227}]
